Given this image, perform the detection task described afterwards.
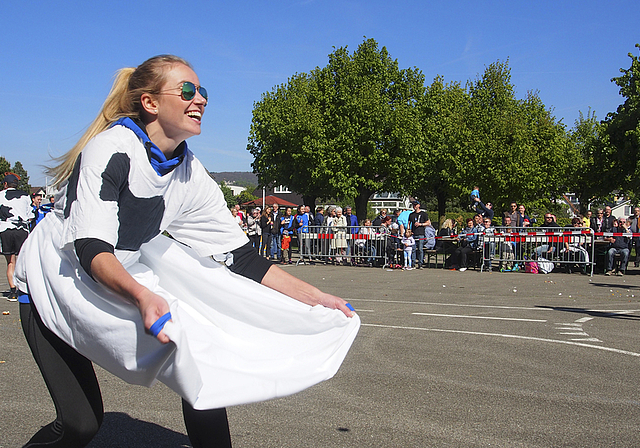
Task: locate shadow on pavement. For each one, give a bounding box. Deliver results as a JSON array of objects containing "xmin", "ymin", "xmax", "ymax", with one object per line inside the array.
[
  {"xmin": 88, "ymin": 412, "xmax": 191, "ymax": 448},
  {"xmin": 536, "ymin": 305, "xmax": 640, "ymax": 320}
]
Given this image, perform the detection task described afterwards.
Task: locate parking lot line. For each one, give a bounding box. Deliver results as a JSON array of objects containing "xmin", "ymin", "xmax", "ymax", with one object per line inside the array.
[
  {"xmin": 361, "ymin": 323, "xmax": 640, "ymax": 357},
  {"xmin": 412, "ymin": 312, "xmax": 546, "ymax": 322}
]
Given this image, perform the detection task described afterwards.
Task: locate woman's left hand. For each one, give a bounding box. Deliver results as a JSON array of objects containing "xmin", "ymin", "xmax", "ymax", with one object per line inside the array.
[
  {"xmin": 313, "ymin": 291, "xmax": 355, "ymax": 318},
  {"xmin": 261, "ymin": 265, "xmax": 355, "ymax": 318}
]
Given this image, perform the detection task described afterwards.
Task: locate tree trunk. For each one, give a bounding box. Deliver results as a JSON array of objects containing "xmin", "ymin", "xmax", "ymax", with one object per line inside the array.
[
  {"xmin": 302, "ymin": 195, "xmax": 317, "ymax": 209},
  {"xmin": 355, "ymin": 189, "xmax": 372, "ymax": 223},
  {"xmin": 437, "ymin": 190, "xmax": 447, "ymax": 225}
]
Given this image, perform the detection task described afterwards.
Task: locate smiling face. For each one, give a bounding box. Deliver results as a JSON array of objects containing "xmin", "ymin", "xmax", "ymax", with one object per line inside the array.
[{"xmin": 148, "ymin": 63, "xmax": 207, "ymax": 152}]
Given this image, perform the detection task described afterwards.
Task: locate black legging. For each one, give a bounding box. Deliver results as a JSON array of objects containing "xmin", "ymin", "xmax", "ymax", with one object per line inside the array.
[{"xmin": 20, "ymin": 301, "xmax": 232, "ymax": 448}]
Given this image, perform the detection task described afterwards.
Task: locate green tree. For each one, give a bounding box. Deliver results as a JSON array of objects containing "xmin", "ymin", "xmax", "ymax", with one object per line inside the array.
[
  {"xmin": 249, "ymin": 72, "xmax": 331, "ymax": 207},
  {"xmin": 413, "ymin": 76, "xmax": 470, "ymax": 219},
  {"xmin": 566, "ymin": 109, "xmax": 609, "ymax": 213},
  {"xmin": 248, "ymin": 38, "xmax": 424, "ymax": 221},
  {"xmin": 463, "ymin": 61, "xmax": 568, "ymax": 215},
  {"xmin": 235, "ymin": 189, "xmax": 259, "ymax": 206},
  {"xmin": 604, "ymin": 44, "xmax": 640, "ymax": 194},
  {"xmin": 0, "ymin": 157, "xmax": 10, "ymax": 178},
  {"xmin": 218, "ymin": 182, "xmax": 236, "ymax": 209},
  {"xmin": 12, "ymin": 161, "xmax": 31, "ymax": 193}
]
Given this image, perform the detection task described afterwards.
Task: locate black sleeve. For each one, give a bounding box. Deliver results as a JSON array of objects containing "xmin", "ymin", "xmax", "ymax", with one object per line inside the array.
[
  {"xmin": 74, "ymin": 238, "xmax": 115, "ymax": 280},
  {"xmin": 228, "ymin": 241, "xmax": 274, "ymax": 283}
]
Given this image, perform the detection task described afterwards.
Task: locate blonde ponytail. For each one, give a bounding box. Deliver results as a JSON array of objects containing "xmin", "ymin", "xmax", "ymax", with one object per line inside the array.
[{"xmin": 48, "ymin": 55, "xmax": 192, "ymax": 186}]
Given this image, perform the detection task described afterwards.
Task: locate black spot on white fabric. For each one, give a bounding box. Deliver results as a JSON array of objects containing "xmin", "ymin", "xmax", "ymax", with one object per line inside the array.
[
  {"xmin": 99, "ymin": 153, "xmax": 165, "ymax": 251},
  {"xmin": 5, "ymin": 190, "xmax": 28, "ymax": 200},
  {"xmin": 0, "ymin": 204, "xmax": 13, "ymax": 221},
  {"xmin": 64, "ymin": 154, "xmax": 82, "ymax": 219}
]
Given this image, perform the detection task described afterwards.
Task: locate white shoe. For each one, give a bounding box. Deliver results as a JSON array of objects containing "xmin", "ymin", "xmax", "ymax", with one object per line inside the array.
[{"xmin": 458, "ymin": 267, "xmax": 467, "ymax": 272}]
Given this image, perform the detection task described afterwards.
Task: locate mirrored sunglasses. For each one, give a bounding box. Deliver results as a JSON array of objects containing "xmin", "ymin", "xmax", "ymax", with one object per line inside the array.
[{"xmin": 160, "ymin": 81, "xmax": 208, "ymax": 104}]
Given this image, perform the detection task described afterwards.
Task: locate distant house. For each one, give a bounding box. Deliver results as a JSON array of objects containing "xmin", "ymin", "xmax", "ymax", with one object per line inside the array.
[
  {"xmin": 368, "ymin": 192, "xmax": 412, "ymax": 215},
  {"xmin": 611, "ymin": 200, "xmax": 632, "ymax": 218},
  {"xmin": 252, "ymin": 185, "xmax": 305, "ymax": 209},
  {"xmin": 30, "ymin": 187, "xmax": 46, "ymax": 198},
  {"xmin": 225, "ymin": 184, "xmax": 246, "ymax": 196}
]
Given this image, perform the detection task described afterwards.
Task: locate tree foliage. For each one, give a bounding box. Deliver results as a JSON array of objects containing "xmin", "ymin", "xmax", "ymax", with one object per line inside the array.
[
  {"xmin": 248, "ymin": 38, "xmax": 424, "ymax": 221},
  {"xmin": 565, "ymin": 109, "xmax": 609, "ymax": 213},
  {"xmin": 462, "ymin": 61, "xmax": 568, "ymax": 215},
  {"xmin": 248, "ymin": 40, "xmax": 638, "ymax": 220},
  {"xmin": 604, "ymin": 44, "xmax": 640, "ymax": 194},
  {"xmin": 412, "ymin": 77, "xmax": 469, "ymax": 218}
]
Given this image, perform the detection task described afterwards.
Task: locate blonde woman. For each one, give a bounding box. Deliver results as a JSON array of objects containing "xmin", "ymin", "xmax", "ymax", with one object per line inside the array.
[{"xmin": 15, "ymin": 55, "xmax": 358, "ymax": 448}]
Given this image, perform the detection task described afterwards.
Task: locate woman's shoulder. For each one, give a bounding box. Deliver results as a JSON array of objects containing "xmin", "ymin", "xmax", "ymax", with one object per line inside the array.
[{"xmin": 81, "ymin": 125, "xmax": 141, "ymax": 166}]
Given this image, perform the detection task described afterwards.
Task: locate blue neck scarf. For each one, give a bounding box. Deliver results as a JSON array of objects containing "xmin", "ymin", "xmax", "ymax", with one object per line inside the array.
[{"xmin": 111, "ymin": 117, "xmax": 186, "ymax": 176}]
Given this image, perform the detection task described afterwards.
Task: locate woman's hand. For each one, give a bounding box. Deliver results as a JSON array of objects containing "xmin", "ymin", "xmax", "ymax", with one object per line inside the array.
[
  {"xmin": 312, "ymin": 291, "xmax": 355, "ymax": 317},
  {"xmin": 91, "ymin": 252, "xmax": 172, "ymax": 344},
  {"xmin": 137, "ymin": 288, "xmax": 172, "ymax": 344},
  {"xmin": 261, "ymin": 265, "xmax": 355, "ymax": 318}
]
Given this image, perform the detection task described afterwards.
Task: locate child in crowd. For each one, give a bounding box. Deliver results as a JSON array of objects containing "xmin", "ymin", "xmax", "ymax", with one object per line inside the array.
[
  {"xmin": 402, "ymin": 229, "xmax": 415, "ymax": 270},
  {"xmin": 469, "ymin": 186, "xmax": 480, "ymax": 211},
  {"xmin": 386, "ymin": 223, "xmax": 402, "ymax": 268},
  {"xmin": 281, "ymin": 230, "xmax": 292, "ymax": 264}
]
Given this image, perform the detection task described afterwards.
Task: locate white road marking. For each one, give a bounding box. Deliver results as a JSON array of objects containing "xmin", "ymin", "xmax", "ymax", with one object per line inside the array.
[
  {"xmin": 575, "ymin": 317, "xmax": 594, "ymax": 323},
  {"xmin": 353, "ymin": 299, "xmax": 546, "ymax": 311},
  {"xmin": 571, "ymin": 338, "xmax": 601, "ymax": 342},
  {"xmin": 412, "ymin": 312, "xmax": 546, "ymax": 322},
  {"xmin": 361, "ymin": 323, "xmax": 640, "ymax": 357},
  {"xmin": 559, "ymin": 332, "xmax": 589, "ymax": 336}
]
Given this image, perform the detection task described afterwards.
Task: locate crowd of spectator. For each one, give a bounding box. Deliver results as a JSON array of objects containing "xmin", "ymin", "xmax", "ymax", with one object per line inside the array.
[{"xmin": 227, "ymin": 197, "xmax": 639, "ymax": 276}]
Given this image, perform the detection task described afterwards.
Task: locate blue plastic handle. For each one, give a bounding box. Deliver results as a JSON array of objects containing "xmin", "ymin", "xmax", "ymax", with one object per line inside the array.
[
  {"xmin": 346, "ymin": 303, "xmax": 355, "ymax": 312},
  {"xmin": 150, "ymin": 312, "xmax": 172, "ymax": 337}
]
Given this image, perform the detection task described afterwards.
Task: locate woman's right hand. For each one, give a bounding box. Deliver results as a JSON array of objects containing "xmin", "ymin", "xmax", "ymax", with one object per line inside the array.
[
  {"xmin": 91, "ymin": 252, "xmax": 172, "ymax": 344},
  {"xmin": 137, "ymin": 289, "xmax": 172, "ymax": 344}
]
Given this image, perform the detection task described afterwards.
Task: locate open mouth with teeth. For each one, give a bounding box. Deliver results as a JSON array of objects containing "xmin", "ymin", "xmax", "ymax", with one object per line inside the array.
[{"xmin": 187, "ymin": 111, "xmax": 202, "ymax": 122}]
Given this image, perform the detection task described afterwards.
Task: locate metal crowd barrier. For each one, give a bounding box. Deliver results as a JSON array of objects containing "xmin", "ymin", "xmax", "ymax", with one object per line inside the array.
[
  {"xmin": 481, "ymin": 227, "xmax": 595, "ymax": 275},
  {"xmin": 297, "ymin": 225, "xmax": 389, "ymax": 266}
]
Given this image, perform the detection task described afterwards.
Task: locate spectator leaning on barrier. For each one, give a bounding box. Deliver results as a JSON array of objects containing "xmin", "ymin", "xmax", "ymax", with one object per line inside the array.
[
  {"xmin": 605, "ymin": 218, "xmax": 632, "ymax": 276},
  {"xmin": 424, "ymin": 219, "xmax": 436, "ymax": 251},
  {"xmin": 515, "ymin": 204, "xmax": 530, "ymax": 228},
  {"xmin": 535, "ymin": 213, "xmax": 561, "ymax": 259},
  {"xmin": 372, "ymin": 209, "xmax": 387, "ymax": 227},
  {"xmin": 408, "ymin": 200, "xmax": 429, "ymax": 269},
  {"xmin": 629, "ymin": 207, "xmax": 640, "ymax": 267},
  {"xmin": 397, "ymin": 208, "xmax": 411, "ymax": 235},
  {"xmin": 314, "ymin": 206, "xmax": 324, "ymax": 227}
]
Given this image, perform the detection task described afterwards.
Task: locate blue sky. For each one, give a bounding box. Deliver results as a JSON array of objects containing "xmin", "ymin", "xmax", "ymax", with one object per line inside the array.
[{"xmin": 0, "ymin": 0, "xmax": 637, "ymax": 187}]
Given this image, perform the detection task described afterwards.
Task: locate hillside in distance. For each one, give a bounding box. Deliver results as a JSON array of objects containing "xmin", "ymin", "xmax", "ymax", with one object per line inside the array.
[{"xmin": 209, "ymin": 171, "xmax": 258, "ymax": 187}]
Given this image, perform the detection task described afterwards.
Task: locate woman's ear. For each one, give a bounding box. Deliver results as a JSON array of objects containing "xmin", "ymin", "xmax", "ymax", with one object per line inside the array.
[{"xmin": 141, "ymin": 93, "xmax": 159, "ymax": 116}]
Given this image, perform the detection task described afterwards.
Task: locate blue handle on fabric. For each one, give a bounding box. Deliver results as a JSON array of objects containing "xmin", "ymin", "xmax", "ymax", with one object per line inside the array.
[
  {"xmin": 150, "ymin": 312, "xmax": 172, "ymax": 337},
  {"xmin": 346, "ymin": 303, "xmax": 355, "ymax": 312}
]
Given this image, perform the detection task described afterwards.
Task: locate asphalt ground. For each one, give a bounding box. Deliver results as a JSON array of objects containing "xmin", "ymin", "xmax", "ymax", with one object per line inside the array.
[{"xmin": 2, "ymin": 259, "xmax": 640, "ymax": 447}]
